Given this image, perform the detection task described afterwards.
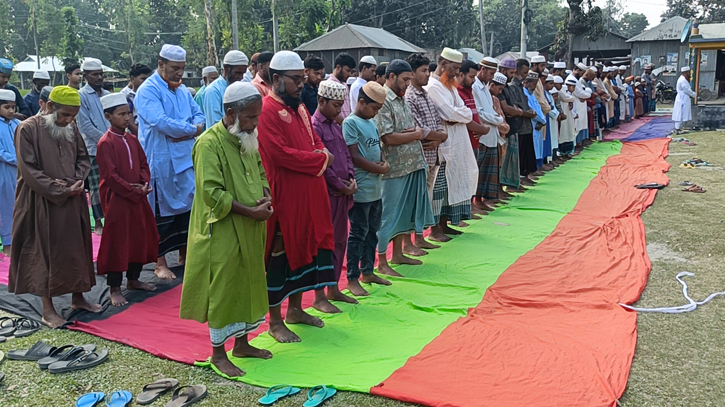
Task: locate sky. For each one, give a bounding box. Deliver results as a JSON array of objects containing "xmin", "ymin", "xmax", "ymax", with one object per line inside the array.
[{"xmin": 592, "ymin": 0, "xmax": 669, "ymax": 30}]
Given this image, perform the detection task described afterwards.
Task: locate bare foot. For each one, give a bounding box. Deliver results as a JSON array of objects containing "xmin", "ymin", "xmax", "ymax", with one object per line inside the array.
[
  {"xmin": 176, "ymin": 255, "xmax": 186, "ymax": 266},
  {"xmin": 377, "ymin": 262, "xmax": 404, "ymax": 277},
  {"xmin": 231, "ymin": 342, "xmax": 273, "ymax": 359},
  {"xmin": 327, "ymin": 288, "xmax": 358, "ymax": 304},
  {"xmin": 41, "ymin": 312, "xmax": 67, "ymax": 328},
  {"xmin": 402, "ymin": 242, "xmax": 428, "ymax": 257},
  {"xmin": 127, "ymin": 280, "xmax": 156, "ymax": 292},
  {"xmin": 391, "ymin": 253, "xmax": 422, "ymax": 265},
  {"xmin": 521, "ymin": 178, "xmax": 536, "ymax": 186},
  {"xmin": 70, "ymin": 295, "xmax": 103, "ymax": 313},
  {"xmin": 457, "ymin": 221, "xmax": 470, "ymax": 227},
  {"xmin": 268, "ymin": 320, "xmax": 301, "ymax": 343},
  {"xmin": 109, "ymin": 287, "xmax": 128, "ymax": 307},
  {"xmin": 470, "ymin": 213, "xmax": 482, "ymax": 220},
  {"xmin": 312, "ymin": 296, "xmax": 342, "ymax": 313},
  {"xmin": 441, "ymin": 224, "xmax": 463, "ymax": 235},
  {"xmin": 2, "ymin": 245, "xmax": 10, "ymax": 259},
  {"xmin": 94, "ymin": 225, "xmax": 103, "ymax": 236},
  {"xmin": 286, "ymin": 306, "xmax": 325, "ymax": 327},
  {"xmin": 428, "ymin": 229, "xmax": 452, "ymax": 242},
  {"xmin": 211, "ymin": 354, "xmax": 246, "ymax": 377},
  {"xmin": 362, "ymin": 273, "xmax": 391, "ymax": 286},
  {"xmin": 414, "ymin": 237, "xmax": 440, "ymax": 250},
  {"xmin": 154, "ymin": 265, "xmax": 177, "ymax": 280},
  {"xmin": 531, "ymin": 171, "xmax": 544, "ymax": 177},
  {"xmin": 347, "ymin": 280, "xmax": 370, "ymax": 296}
]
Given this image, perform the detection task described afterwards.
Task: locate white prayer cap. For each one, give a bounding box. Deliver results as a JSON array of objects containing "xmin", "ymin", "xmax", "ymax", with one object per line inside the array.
[
  {"xmin": 318, "ymin": 79, "xmax": 347, "ymax": 101},
  {"xmin": 492, "ymin": 72, "xmax": 508, "ymax": 85},
  {"xmin": 565, "ymin": 76, "xmax": 578, "ymax": 86},
  {"xmin": 360, "ymin": 55, "xmax": 377, "ymax": 65},
  {"xmin": 100, "ymin": 93, "xmax": 128, "ymax": 110},
  {"xmin": 619, "ymin": 65, "xmax": 627, "ymax": 70},
  {"xmin": 202, "ymin": 66, "xmax": 218, "ymax": 76},
  {"xmin": 550, "ymin": 88, "xmax": 559, "ymax": 94},
  {"xmin": 82, "ymin": 58, "xmax": 103, "ymax": 72},
  {"xmin": 159, "ymin": 44, "xmax": 186, "ymax": 62},
  {"xmin": 553, "ymin": 61, "xmax": 566, "ymax": 69},
  {"xmin": 531, "ymin": 55, "xmax": 546, "ymax": 63},
  {"xmin": 33, "ymin": 70, "xmax": 50, "ymax": 80},
  {"xmin": 223, "ymin": 81, "xmax": 260, "ymax": 104},
  {"xmin": 269, "ymin": 51, "xmax": 304, "ymax": 71},
  {"xmin": 346, "ymin": 77, "xmax": 356, "ymax": 86},
  {"xmin": 576, "ymin": 62, "xmax": 588, "ymax": 71},
  {"xmin": 553, "ymin": 76, "xmax": 564, "ymax": 84},
  {"xmin": 440, "ymin": 47, "xmax": 463, "ymax": 63},
  {"xmin": 543, "ymin": 68, "xmax": 549, "ymax": 75},
  {"xmin": 565, "ymin": 69, "xmax": 572, "ymax": 75},
  {"xmin": 0, "ymin": 89, "xmax": 15, "ymax": 102},
  {"xmin": 223, "ymin": 50, "xmax": 249, "ymax": 66},
  {"xmin": 681, "ymin": 66, "xmax": 691, "ymax": 72},
  {"xmin": 588, "ymin": 67, "xmax": 598, "ymax": 73},
  {"xmin": 545, "ymin": 74, "xmax": 555, "ymax": 82},
  {"xmin": 480, "ymin": 57, "xmax": 499, "ymax": 69},
  {"xmin": 635, "ymin": 82, "xmax": 641, "ymax": 86}
]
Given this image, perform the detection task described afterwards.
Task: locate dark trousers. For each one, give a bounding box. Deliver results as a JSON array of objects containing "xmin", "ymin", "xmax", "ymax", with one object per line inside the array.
[
  {"xmin": 107, "ymin": 263, "xmax": 143, "ymax": 287},
  {"xmin": 613, "ymin": 100, "xmax": 620, "ymax": 126},
  {"xmin": 346, "ymin": 200, "xmax": 382, "ymax": 280},
  {"xmin": 518, "ymin": 133, "xmax": 537, "ymax": 176},
  {"xmin": 598, "ymin": 105, "xmax": 607, "ymax": 129}
]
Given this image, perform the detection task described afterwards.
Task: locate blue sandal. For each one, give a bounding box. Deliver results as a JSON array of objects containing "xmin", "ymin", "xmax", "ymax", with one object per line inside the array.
[
  {"xmin": 75, "ymin": 392, "xmax": 105, "ymax": 407},
  {"xmin": 258, "ymin": 384, "xmax": 301, "ymax": 405},
  {"xmin": 302, "ymin": 385, "xmax": 336, "ymax": 407}
]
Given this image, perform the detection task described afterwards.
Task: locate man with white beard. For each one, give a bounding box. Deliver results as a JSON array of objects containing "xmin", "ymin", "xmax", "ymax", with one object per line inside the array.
[
  {"xmin": 180, "ymin": 82, "xmax": 273, "ymax": 378},
  {"xmin": 10, "ymin": 86, "xmax": 101, "ymax": 328}
]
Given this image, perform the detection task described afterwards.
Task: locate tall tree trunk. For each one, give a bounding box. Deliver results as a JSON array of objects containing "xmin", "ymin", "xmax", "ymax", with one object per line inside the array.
[
  {"xmin": 204, "ymin": 0, "xmax": 218, "ymax": 66},
  {"xmin": 565, "ymin": 8, "xmax": 574, "ymax": 66}
]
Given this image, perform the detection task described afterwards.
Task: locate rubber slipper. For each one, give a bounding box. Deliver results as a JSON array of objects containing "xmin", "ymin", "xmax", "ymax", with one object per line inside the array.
[
  {"xmin": 76, "ymin": 392, "xmax": 105, "ymax": 407},
  {"xmin": 38, "ymin": 344, "xmax": 96, "ymax": 369},
  {"xmin": 163, "ymin": 385, "xmax": 207, "ymax": 407},
  {"xmin": 136, "ymin": 378, "xmax": 179, "ymax": 405},
  {"xmin": 14, "ymin": 319, "xmax": 41, "ymax": 337},
  {"xmin": 302, "ymin": 385, "xmax": 337, "ymax": 407},
  {"xmin": 0, "ymin": 372, "xmax": 4, "ymax": 384},
  {"xmin": 0, "ymin": 351, "xmax": 5, "ymax": 364},
  {"xmin": 48, "ymin": 349, "xmax": 109, "ymax": 373},
  {"xmin": 0, "ymin": 317, "xmax": 19, "ymax": 336},
  {"xmin": 679, "ymin": 181, "xmax": 693, "ymax": 186},
  {"xmin": 7, "ymin": 340, "xmax": 56, "ymax": 361},
  {"xmin": 258, "ymin": 384, "xmax": 301, "ymax": 405},
  {"xmin": 635, "ymin": 183, "xmax": 666, "ymax": 189},
  {"xmin": 106, "ymin": 390, "xmax": 133, "ymax": 407}
]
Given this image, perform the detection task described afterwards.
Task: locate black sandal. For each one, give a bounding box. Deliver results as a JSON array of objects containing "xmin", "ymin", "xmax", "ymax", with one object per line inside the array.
[
  {"xmin": 14, "ymin": 319, "xmax": 41, "ymax": 337},
  {"xmin": 48, "ymin": 349, "xmax": 109, "ymax": 373},
  {"xmin": 7, "ymin": 341, "xmax": 57, "ymax": 361},
  {"xmin": 38, "ymin": 344, "xmax": 96, "ymax": 369},
  {"xmin": 164, "ymin": 385, "xmax": 208, "ymax": 407}
]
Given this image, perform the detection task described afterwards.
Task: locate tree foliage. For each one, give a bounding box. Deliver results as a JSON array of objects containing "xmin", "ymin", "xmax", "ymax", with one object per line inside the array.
[
  {"xmin": 660, "ymin": 0, "xmax": 725, "ymax": 23},
  {"xmin": 618, "ymin": 12, "xmax": 648, "ymax": 39},
  {"xmin": 552, "ymin": 0, "xmax": 606, "ymax": 63}
]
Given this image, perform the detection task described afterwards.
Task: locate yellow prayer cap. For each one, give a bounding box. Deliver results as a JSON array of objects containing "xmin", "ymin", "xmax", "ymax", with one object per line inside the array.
[{"xmin": 49, "ymin": 86, "xmax": 81, "ymax": 107}]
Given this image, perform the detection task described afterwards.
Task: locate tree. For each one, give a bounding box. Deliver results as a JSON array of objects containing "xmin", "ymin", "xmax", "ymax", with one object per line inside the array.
[
  {"xmin": 59, "ymin": 7, "xmax": 84, "ymax": 66},
  {"xmin": 660, "ymin": 0, "xmax": 697, "ymax": 22},
  {"xmin": 554, "ymin": 0, "xmax": 606, "ymax": 65},
  {"xmin": 618, "ymin": 12, "xmax": 648, "ymax": 39}
]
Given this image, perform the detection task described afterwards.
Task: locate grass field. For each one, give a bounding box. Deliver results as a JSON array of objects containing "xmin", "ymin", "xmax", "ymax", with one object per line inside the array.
[{"xmin": 1, "ymin": 129, "xmax": 724, "ymax": 406}]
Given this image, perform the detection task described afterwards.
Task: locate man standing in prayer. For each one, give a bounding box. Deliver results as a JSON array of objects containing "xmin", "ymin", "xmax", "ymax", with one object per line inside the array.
[
  {"xmin": 36, "ymin": 86, "xmax": 53, "ymax": 116},
  {"xmin": 10, "ymin": 86, "xmax": 102, "ymax": 327},
  {"xmin": 0, "ymin": 59, "xmax": 31, "ymax": 119},
  {"xmin": 181, "ymin": 81, "xmax": 273, "ymax": 377},
  {"xmin": 375, "ymin": 64, "xmax": 388, "ymax": 86},
  {"xmin": 617, "ymin": 66, "xmax": 628, "ymax": 123},
  {"xmin": 252, "ymin": 51, "xmax": 274, "ymax": 97},
  {"xmin": 642, "ymin": 64, "xmax": 654, "ymax": 114},
  {"xmin": 301, "ymin": 55, "xmax": 325, "ymax": 114},
  {"xmin": 194, "ymin": 66, "xmax": 220, "ymax": 113},
  {"xmin": 672, "ymin": 66, "xmax": 696, "ymax": 134},
  {"xmin": 375, "ymin": 59, "xmax": 435, "ymax": 276},
  {"xmin": 65, "ymin": 64, "xmax": 83, "ymax": 90},
  {"xmin": 77, "ymin": 58, "xmax": 110, "ymax": 235},
  {"xmin": 243, "ymin": 53, "xmax": 260, "ymax": 83},
  {"xmin": 603, "ymin": 68, "xmax": 619, "ymax": 129},
  {"xmin": 0, "ymin": 90, "xmax": 19, "ymax": 259},
  {"xmin": 558, "ymin": 77, "xmax": 579, "ymax": 157},
  {"xmin": 312, "ymin": 80, "xmax": 358, "ymax": 310},
  {"xmin": 328, "ymin": 53, "xmax": 356, "ymax": 121},
  {"xmin": 135, "ymin": 44, "xmax": 205, "ymax": 280},
  {"xmin": 120, "ymin": 63, "xmax": 153, "ymax": 136},
  {"xmin": 511, "ymin": 59, "xmax": 539, "ymax": 184},
  {"xmin": 523, "ymin": 72, "xmax": 546, "ymax": 171},
  {"xmin": 496, "ymin": 57, "xmax": 525, "ymax": 191},
  {"xmin": 24, "ymin": 71, "xmax": 51, "ymax": 116},
  {"xmin": 350, "ymin": 56, "xmax": 377, "ymax": 112},
  {"xmin": 543, "ymin": 75, "xmax": 560, "ymax": 164},
  {"xmin": 569, "ymin": 66, "xmax": 592, "ymax": 150},
  {"xmin": 552, "ymin": 61, "xmax": 567, "ymax": 80},
  {"xmin": 257, "ymin": 51, "xmax": 337, "ymax": 343},
  {"xmin": 204, "ymin": 50, "xmax": 249, "ymax": 128}
]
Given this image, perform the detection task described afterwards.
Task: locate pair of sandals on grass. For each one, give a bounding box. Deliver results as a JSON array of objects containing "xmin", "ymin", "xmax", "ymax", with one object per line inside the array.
[
  {"xmin": 0, "ymin": 317, "xmax": 42, "ymax": 341},
  {"xmin": 680, "ymin": 157, "xmax": 713, "ymax": 168},
  {"xmin": 679, "ymin": 181, "xmax": 706, "ymax": 193},
  {"xmin": 5, "ymin": 340, "xmax": 109, "ymax": 373},
  {"xmin": 259, "ymin": 384, "xmax": 337, "ymax": 406},
  {"xmin": 76, "ymin": 380, "xmax": 207, "ymax": 407}
]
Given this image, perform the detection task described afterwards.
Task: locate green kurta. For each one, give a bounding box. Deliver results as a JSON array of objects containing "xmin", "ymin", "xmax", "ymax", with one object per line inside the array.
[{"xmin": 180, "ymin": 121, "xmax": 270, "ymax": 329}]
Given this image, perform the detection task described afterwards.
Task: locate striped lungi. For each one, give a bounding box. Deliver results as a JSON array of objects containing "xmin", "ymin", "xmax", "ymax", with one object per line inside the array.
[
  {"xmin": 88, "ymin": 157, "xmax": 104, "ymax": 222},
  {"xmin": 476, "ymin": 145, "xmax": 499, "ymax": 200},
  {"xmin": 433, "ymin": 162, "xmax": 471, "ymax": 225},
  {"xmin": 500, "ymin": 133, "xmax": 520, "ymax": 189}
]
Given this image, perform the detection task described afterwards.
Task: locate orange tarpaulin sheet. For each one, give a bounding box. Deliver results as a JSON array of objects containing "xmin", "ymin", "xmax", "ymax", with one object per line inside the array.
[{"xmin": 372, "ymin": 139, "xmax": 671, "ymax": 407}]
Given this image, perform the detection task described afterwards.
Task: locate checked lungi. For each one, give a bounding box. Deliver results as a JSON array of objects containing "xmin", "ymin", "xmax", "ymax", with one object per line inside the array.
[{"xmin": 476, "ymin": 145, "xmax": 500, "ymax": 201}]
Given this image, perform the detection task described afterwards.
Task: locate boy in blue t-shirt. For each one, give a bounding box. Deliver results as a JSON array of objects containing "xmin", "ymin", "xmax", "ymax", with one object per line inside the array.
[{"xmin": 343, "ymin": 82, "xmax": 391, "ymax": 296}]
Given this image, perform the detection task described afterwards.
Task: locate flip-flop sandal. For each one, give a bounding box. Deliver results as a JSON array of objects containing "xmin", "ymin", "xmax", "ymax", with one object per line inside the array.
[
  {"xmin": 679, "ymin": 181, "xmax": 693, "ymax": 186},
  {"xmin": 13, "ymin": 318, "xmax": 41, "ymax": 337},
  {"xmin": 682, "ymin": 185, "xmax": 706, "ymax": 193},
  {"xmin": 38, "ymin": 344, "xmax": 97, "ymax": 369},
  {"xmin": 76, "ymin": 392, "xmax": 105, "ymax": 407},
  {"xmin": 163, "ymin": 385, "xmax": 207, "ymax": 407},
  {"xmin": 7, "ymin": 340, "xmax": 56, "ymax": 361},
  {"xmin": 0, "ymin": 317, "xmax": 19, "ymax": 336},
  {"xmin": 258, "ymin": 384, "xmax": 301, "ymax": 405},
  {"xmin": 105, "ymin": 390, "xmax": 133, "ymax": 407},
  {"xmin": 0, "ymin": 351, "xmax": 5, "ymax": 364},
  {"xmin": 302, "ymin": 385, "xmax": 337, "ymax": 407},
  {"xmin": 635, "ymin": 183, "xmax": 666, "ymax": 189},
  {"xmin": 48, "ymin": 349, "xmax": 109, "ymax": 373},
  {"xmin": 136, "ymin": 378, "xmax": 179, "ymax": 405}
]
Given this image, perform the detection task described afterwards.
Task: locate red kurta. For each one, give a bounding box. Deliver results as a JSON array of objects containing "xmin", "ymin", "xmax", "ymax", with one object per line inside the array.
[
  {"xmin": 257, "ymin": 94, "xmax": 335, "ymax": 271},
  {"xmin": 457, "ymin": 85, "xmax": 481, "ymax": 150},
  {"xmin": 96, "ymin": 128, "xmax": 159, "ymax": 274}
]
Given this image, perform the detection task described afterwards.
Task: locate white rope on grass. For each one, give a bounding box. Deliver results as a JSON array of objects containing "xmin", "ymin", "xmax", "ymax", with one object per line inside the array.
[{"xmin": 620, "ymin": 271, "xmax": 725, "ymax": 314}]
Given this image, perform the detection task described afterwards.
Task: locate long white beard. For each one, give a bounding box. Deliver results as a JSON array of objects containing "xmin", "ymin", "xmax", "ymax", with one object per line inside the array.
[
  {"xmin": 41, "ymin": 112, "xmax": 75, "ymax": 142},
  {"xmin": 228, "ymin": 118, "xmax": 259, "ymax": 155}
]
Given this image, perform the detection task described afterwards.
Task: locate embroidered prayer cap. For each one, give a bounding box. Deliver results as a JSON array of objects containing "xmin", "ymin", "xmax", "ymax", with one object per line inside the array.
[
  {"xmin": 33, "ymin": 70, "xmax": 50, "ymax": 80},
  {"xmin": 81, "ymin": 58, "xmax": 103, "ymax": 72},
  {"xmin": 360, "ymin": 55, "xmax": 377, "ymax": 65},
  {"xmin": 531, "ymin": 55, "xmax": 546, "ymax": 63},
  {"xmin": 553, "ymin": 76, "xmax": 564, "ymax": 84},
  {"xmin": 553, "ymin": 61, "xmax": 566, "ymax": 69},
  {"xmin": 619, "ymin": 65, "xmax": 627, "ymax": 70},
  {"xmin": 223, "ymin": 81, "xmax": 260, "ymax": 104},
  {"xmin": 0, "ymin": 89, "xmax": 14, "ymax": 102},
  {"xmin": 565, "ymin": 76, "xmax": 578, "ymax": 86},
  {"xmin": 480, "ymin": 57, "xmax": 499, "ymax": 69},
  {"xmin": 40, "ymin": 86, "xmax": 54, "ymax": 102},
  {"xmin": 576, "ymin": 62, "xmax": 588, "ymax": 71},
  {"xmin": 0, "ymin": 58, "xmax": 13, "ymax": 75},
  {"xmin": 545, "ymin": 74, "xmax": 555, "ymax": 82},
  {"xmin": 223, "ymin": 50, "xmax": 249, "ymax": 66},
  {"xmin": 499, "ymin": 57, "xmax": 516, "ymax": 69},
  {"xmin": 159, "ymin": 44, "xmax": 187, "ymax": 62},
  {"xmin": 318, "ymin": 80, "xmax": 347, "ymax": 101},
  {"xmin": 49, "ymin": 85, "xmax": 81, "ymax": 107},
  {"xmin": 525, "ymin": 71, "xmax": 540, "ymax": 81},
  {"xmin": 100, "ymin": 93, "xmax": 128, "ymax": 110},
  {"xmin": 362, "ymin": 81, "xmax": 386, "ymax": 104},
  {"xmin": 202, "ymin": 66, "xmax": 218, "ymax": 76},
  {"xmin": 440, "ymin": 47, "xmax": 463, "ymax": 63},
  {"xmin": 681, "ymin": 66, "xmax": 691, "ymax": 72},
  {"xmin": 492, "ymin": 72, "xmax": 508, "ymax": 85},
  {"xmin": 386, "ymin": 59, "xmax": 412, "ymax": 75},
  {"xmin": 269, "ymin": 51, "xmax": 304, "ymax": 71}
]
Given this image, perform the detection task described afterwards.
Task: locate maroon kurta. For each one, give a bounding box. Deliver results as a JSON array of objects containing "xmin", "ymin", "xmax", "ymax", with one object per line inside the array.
[
  {"xmin": 10, "ymin": 116, "xmax": 95, "ymax": 297},
  {"xmin": 257, "ymin": 94, "xmax": 335, "ymax": 271},
  {"xmin": 96, "ymin": 128, "xmax": 159, "ymax": 274}
]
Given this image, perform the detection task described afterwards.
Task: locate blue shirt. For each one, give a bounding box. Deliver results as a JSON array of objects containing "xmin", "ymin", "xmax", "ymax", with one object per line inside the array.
[
  {"xmin": 343, "ymin": 113, "xmax": 382, "ymax": 203},
  {"xmin": 202, "ymin": 77, "xmax": 228, "ymax": 129},
  {"xmin": 0, "ymin": 118, "xmax": 19, "ymax": 243},
  {"xmin": 77, "ymin": 84, "xmax": 111, "ymax": 155},
  {"xmin": 3, "ymin": 84, "xmax": 32, "ymax": 117},
  {"xmin": 524, "ymin": 87, "xmax": 546, "ymax": 160},
  {"xmin": 23, "ymin": 90, "xmax": 41, "ymax": 116},
  {"xmin": 135, "ymin": 71, "xmax": 205, "ymax": 216},
  {"xmin": 193, "ymin": 84, "xmax": 207, "ymax": 114}
]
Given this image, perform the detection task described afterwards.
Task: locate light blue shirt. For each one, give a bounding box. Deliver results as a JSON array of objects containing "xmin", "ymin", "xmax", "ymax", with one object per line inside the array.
[
  {"xmin": 193, "ymin": 84, "xmax": 207, "ymax": 114},
  {"xmin": 0, "ymin": 118, "xmax": 19, "ymax": 244},
  {"xmin": 202, "ymin": 76, "xmax": 228, "ymax": 129},
  {"xmin": 524, "ymin": 87, "xmax": 546, "ymax": 160},
  {"xmin": 135, "ymin": 71, "xmax": 205, "ymax": 216},
  {"xmin": 77, "ymin": 84, "xmax": 110, "ymax": 155},
  {"xmin": 242, "ymin": 70, "xmax": 254, "ymax": 83}
]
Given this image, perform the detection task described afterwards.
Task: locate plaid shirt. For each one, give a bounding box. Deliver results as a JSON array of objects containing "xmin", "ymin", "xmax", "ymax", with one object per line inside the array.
[{"xmin": 405, "ymin": 85, "xmax": 443, "ymax": 167}]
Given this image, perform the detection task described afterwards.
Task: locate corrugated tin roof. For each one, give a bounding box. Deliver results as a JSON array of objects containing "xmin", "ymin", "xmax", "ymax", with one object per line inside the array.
[
  {"xmin": 14, "ymin": 55, "xmax": 118, "ymax": 73},
  {"xmin": 459, "ymin": 48, "xmax": 485, "ymax": 62},
  {"xmin": 627, "ymin": 16, "xmax": 688, "ymax": 42},
  {"xmin": 494, "ymin": 51, "xmax": 540, "ymax": 61},
  {"xmin": 294, "ymin": 24, "xmax": 426, "ymax": 53},
  {"xmin": 696, "ymin": 23, "xmax": 725, "ymax": 40}
]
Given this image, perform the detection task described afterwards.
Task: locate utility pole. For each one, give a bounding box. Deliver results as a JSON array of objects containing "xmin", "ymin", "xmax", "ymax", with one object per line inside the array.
[
  {"xmin": 272, "ymin": 0, "xmax": 279, "ymax": 52},
  {"xmin": 32, "ymin": 3, "xmax": 40, "ymax": 69},
  {"xmin": 231, "ymin": 0, "xmax": 239, "ymax": 49},
  {"xmin": 520, "ymin": 0, "xmax": 527, "ymax": 58},
  {"xmin": 490, "ymin": 31, "xmax": 494, "ymax": 57},
  {"xmin": 478, "ymin": 0, "xmax": 486, "ymax": 56}
]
